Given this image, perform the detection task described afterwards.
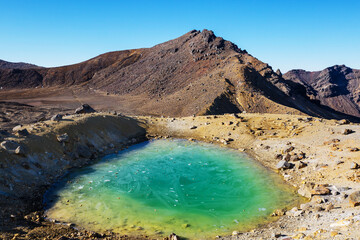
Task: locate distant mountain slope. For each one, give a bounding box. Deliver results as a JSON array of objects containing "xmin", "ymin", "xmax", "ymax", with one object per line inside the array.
[
  {"xmin": 0, "ymin": 59, "xmax": 40, "ymax": 69},
  {"xmin": 284, "ymin": 65, "xmax": 360, "ymax": 118},
  {"xmin": 0, "ymin": 30, "xmax": 358, "ymax": 120}
]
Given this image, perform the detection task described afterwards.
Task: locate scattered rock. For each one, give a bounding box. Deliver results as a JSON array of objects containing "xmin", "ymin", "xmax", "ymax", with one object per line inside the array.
[
  {"xmin": 290, "ymin": 154, "xmax": 300, "ymax": 161},
  {"xmin": 15, "ymin": 145, "xmax": 26, "ymax": 156},
  {"xmin": 292, "ymin": 233, "xmax": 306, "ymax": 239},
  {"xmin": 338, "ymin": 119, "xmax": 350, "ymax": 125},
  {"xmin": 275, "ymin": 154, "xmax": 283, "ymax": 160},
  {"xmin": 271, "ymin": 208, "xmax": 286, "ymax": 216},
  {"xmin": 350, "ymin": 162, "xmax": 360, "ymax": 169},
  {"xmin": 276, "ymin": 160, "xmax": 291, "ymax": 170},
  {"xmin": 349, "ymin": 191, "xmax": 360, "ymax": 207},
  {"xmin": 51, "ymin": 114, "xmax": 63, "ymax": 122},
  {"xmin": 311, "ymin": 195, "xmax": 325, "ymax": 204},
  {"xmin": 232, "ymin": 231, "xmax": 240, "ymax": 236},
  {"xmin": 282, "ymin": 153, "xmax": 291, "ymax": 161},
  {"xmin": 15, "ymin": 128, "xmax": 29, "ymax": 137},
  {"xmin": 298, "ymin": 161, "xmax": 307, "ymax": 169},
  {"xmin": 57, "ymin": 133, "xmax": 69, "ymax": 143},
  {"xmin": 285, "ymin": 146, "xmax": 295, "ymax": 153},
  {"xmin": 343, "ymin": 129, "xmax": 354, "ymax": 135},
  {"xmin": 324, "ymin": 203, "xmax": 334, "ymax": 212},
  {"xmin": 190, "ymin": 126, "xmax": 197, "ymax": 129},
  {"xmin": 330, "ymin": 218, "xmax": 352, "ymax": 228},
  {"xmin": 286, "ymin": 207, "xmax": 304, "ymax": 217},
  {"xmin": 311, "ymin": 184, "xmax": 331, "ymax": 195},
  {"xmin": 349, "ymin": 147, "xmax": 359, "ymax": 152},
  {"xmin": 182, "ymin": 223, "xmax": 190, "ymax": 228},
  {"xmin": 324, "ymin": 139, "xmax": 340, "ymax": 145},
  {"xmin": 75, "ymin": 104, "xmax": 96, "ymax": 114},
  {"xmin": 298, "ymin": 183, "xmax": 315, "ymax": 198},
  {"xmin": 169, "ymin": 233, "xmax": 178, "ymax": 240},
  {"xmin": 12, "ymin": 125, "xmax": 23, "ymax": 132},
  {"xmin": 0, "ymin": 140, "xmax": 19, "ymax": 151}
]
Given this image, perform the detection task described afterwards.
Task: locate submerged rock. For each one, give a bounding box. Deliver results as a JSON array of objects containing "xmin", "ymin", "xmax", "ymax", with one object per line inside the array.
[{"xmin": 169, "ymin": 233, "xmax": 178, "ymax": 240}]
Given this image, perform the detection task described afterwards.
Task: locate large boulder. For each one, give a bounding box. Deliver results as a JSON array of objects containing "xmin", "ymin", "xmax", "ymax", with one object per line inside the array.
[{"xmin": 75, "ymin": 104, "xmax": 96, "ymax": 114}]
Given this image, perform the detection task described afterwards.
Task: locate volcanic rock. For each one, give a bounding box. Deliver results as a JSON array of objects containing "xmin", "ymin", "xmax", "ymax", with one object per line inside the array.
[
  {"xmin": 75, "ymin": 104, "xmax": 96, "ymax": 114},
  {"xmin": 349, "ymin": 191, "xmax": 360, "ymax": 207},
  {"xmin": 51, "ymin": 114, "xmax": 63, "ymax": 122},
  {"xmin": 284, "ymin": 65, "xmax": 360, "ymax": 118}
]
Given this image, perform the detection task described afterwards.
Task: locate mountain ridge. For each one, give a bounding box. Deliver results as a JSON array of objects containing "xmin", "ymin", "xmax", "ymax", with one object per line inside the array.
[
  {"xmin": 284, "ymin": 65, "xmax": 360, "ymax": 118},
  {"xmin": 0, "ymin": 29, "xmax": 358, "ymax": 121},
  {"xmin": 0, "ymin": 59, "xmax": 40, "ymax": 70}
]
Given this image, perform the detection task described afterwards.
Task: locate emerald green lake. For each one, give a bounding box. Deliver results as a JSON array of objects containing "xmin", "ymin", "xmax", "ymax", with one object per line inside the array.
[{"xmin": 45, "ymin": 139, "xmax": 300, "ymax": 239}]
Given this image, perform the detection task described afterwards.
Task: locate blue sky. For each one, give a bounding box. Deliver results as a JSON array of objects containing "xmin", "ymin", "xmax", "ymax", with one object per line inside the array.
[{"xmin": 0, "ymin": 0, "xmax": 359, "ymax": 72}]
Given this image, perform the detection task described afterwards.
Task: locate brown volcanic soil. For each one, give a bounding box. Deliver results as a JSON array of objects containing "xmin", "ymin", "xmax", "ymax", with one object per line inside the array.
[
  {"xmin": 284, "ymin": 65, "xmax": 360, "ymax": 118},
  {"xmin": 0, "ymin": 30, "xmax": 359, "ymax": 121}
]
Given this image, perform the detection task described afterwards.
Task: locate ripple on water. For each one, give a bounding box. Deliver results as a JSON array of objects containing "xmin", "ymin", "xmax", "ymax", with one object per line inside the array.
[{"xmin": 45, "ymin": 139, "xmax": 301, "ymax": 239}]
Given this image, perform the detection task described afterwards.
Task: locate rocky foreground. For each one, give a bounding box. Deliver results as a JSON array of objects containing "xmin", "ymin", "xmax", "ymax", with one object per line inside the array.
[{"xmin": 0, "ymin": 112, "xmax": 360, "ymax": 239}]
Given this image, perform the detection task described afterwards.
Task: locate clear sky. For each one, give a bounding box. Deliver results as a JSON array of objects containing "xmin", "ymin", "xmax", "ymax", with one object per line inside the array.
[{"xmin": 1, "ymin": 0, "xmax": 359, "ymax": 72}]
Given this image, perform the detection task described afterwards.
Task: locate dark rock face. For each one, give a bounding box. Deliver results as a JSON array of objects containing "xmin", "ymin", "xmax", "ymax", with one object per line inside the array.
[
  {"xmin": 0, "ymin": 30, "xmax": 359, "ymax": 121},
  {"xmin": 284, "ymin": 65, "xmax": 360, "ymax": 118}
]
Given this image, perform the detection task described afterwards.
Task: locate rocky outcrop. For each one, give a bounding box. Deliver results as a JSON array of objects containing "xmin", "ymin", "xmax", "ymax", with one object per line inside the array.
[
  {"xmin": 0, "ymin": 114, "xmax": 146, "ymax": 221},
  {"xmin": 284, "ymin": 65, "xmax": 360, "ymax": 118}
]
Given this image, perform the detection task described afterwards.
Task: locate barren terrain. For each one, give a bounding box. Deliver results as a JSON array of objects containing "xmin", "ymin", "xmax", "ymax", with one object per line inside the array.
[{"xmin": 0, "ymin": 112, "xmax": 359, "ymax": 240}]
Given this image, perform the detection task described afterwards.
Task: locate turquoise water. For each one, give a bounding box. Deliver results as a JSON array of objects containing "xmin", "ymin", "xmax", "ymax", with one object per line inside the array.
[{"xmin": 45, "ymin": 139, "xmax": 300, "ymax": 239}]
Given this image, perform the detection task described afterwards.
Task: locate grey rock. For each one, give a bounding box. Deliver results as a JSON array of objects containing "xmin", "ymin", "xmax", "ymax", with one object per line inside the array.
[
  {"xmin": 276, "ymin": 160, "xmax": 291, "ymax": 169},
  {"xmin": 338, "ymin": 119, "xmax": 350, "ymax": 125},
  {"xmin": 51, "ymin": 114, "xmax": 63, "ymax": 122},
  {"xmin": 350, "ymin": 162, "xmax": 360, "ymax": 169},
  {"xmin": 75, "ymin": 104, "xmax": 96, "ymax": 114}
]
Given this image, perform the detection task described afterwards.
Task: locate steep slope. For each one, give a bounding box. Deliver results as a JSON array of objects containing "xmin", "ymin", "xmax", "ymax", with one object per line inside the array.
[
  {"xmin": 284, "ymin": 65, "xmax": 360, "ymax": 117},
  {"xmin": 0, "ymin": 30, "xmax": 358, "ymax": 120},
  {"xmin": 0, "ymin": 59, "xmax": 40, "ymax": 69}
]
